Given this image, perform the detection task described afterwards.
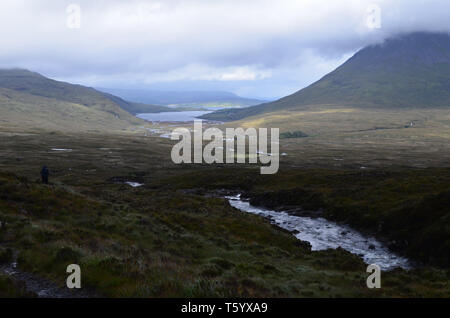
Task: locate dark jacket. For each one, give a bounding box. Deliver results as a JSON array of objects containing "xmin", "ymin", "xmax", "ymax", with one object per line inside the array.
[{"xmin": 41, "ymin": 166, "xmax": 49, "ymax": 177}]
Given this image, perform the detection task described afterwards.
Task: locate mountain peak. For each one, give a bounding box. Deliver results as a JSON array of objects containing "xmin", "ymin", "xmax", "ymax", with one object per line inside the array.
[
  {"xmin": 350, "ymin": 32, "xmax": 450, "ymax": 67},
  {"xmin": 203, "ymin": 32, "xmax": 450, "ymax": 121},
  {"xmin": 0, "ymin": 68, "xmax": 45, "ymax": 78}
]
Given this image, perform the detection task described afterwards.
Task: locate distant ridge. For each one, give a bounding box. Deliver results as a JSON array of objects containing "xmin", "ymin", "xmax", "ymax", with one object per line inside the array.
[
  {"xmin": 203, "ymin": 32, "xmax": 450, "ymax": 121},
  {"xmin": 97, "ymin": 87, "xmax": 265, "ymax": 108}
]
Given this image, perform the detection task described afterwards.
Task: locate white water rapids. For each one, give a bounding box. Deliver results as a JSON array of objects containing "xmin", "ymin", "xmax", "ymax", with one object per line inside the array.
[{"xmin": 227, "ymin": 194, "xmax": 412, "ymax": 271}]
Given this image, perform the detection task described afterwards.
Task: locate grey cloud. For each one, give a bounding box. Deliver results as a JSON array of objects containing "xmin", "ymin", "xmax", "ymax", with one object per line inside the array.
[{"xmin": 0, "ymin": 0, "xmax": 449, "ymax": 99}]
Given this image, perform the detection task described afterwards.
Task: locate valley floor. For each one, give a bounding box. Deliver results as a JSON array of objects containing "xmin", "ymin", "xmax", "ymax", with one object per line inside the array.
[{"xmin": 0, "ymin": 128, "xmax": 449, "ymax": 297}]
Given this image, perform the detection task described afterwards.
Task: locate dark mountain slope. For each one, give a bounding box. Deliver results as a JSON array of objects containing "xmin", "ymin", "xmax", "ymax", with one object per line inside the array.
[{"xmin": 203, "ymin": 32, "xmax": 450, "ymax": 121}]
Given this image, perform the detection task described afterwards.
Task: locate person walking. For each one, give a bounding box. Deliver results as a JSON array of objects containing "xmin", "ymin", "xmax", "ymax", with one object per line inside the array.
[{"xmin": 41, "ymin": 165, "xmax": 49, "ymax": 184}]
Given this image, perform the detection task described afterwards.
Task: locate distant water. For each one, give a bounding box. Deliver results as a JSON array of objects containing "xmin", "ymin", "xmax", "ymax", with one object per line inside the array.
[
  {"xmin": 125, "ymin": 182, "xmax": 144, "ymax": 188},
  {"xmin": 137, "ymin": 111, "xmax": 212, "ymax": 122},
  {"xmin": 227, "ymin": 194, "xmax": 412, "ymax": 271}
]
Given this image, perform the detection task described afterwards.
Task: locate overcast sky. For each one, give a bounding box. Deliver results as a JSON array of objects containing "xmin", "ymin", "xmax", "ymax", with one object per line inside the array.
[{"xmin": 0, "ymin": 0, "xmax": 449, "ymax": 99}]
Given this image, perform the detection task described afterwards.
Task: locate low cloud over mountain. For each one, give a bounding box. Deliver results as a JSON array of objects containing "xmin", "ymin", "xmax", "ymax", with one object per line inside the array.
[{"xmin": 1, "ymin": 0, "xmax": 449, "ymax": 98}]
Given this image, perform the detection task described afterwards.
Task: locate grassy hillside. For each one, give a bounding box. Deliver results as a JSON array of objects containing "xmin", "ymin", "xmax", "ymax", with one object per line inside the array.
[
  {"xmin": 99, "ymin": 91, "xmax": 174, "ymax": 114},
  {"xmin": 0, "ymin": 69, "xmax": 170, "ymax": 132},
  {"xmin": 0, "ymin": 69, "xmax": 128, "ymax": 113},
  {"xmin": 203, "ymin": 32, "xmax": 450, "ymax": 122},
  {"xmin": 0, "ymin": 69, "xmax": 148, "ymax": 132},
  {"xmin": 0, "ymin": 87, "xmax": 145, "ymax": 133}
]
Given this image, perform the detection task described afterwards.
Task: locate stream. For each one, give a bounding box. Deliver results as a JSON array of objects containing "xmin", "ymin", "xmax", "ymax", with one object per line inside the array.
[{"xmin": 227, "ymin": 194, "xmax": 412, "ymax": 271}]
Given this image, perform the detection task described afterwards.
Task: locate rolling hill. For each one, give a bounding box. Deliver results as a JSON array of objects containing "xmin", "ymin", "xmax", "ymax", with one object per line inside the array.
[
  {"xmin": 0, "ymin": 69, "xmax": 169, "ymax": 132},
  {"xmin": 0, "ymin": 87, "xmax": 137, "ymax": 132},
  {"xmin": 202, "ymin": 32, "xmax": 450, "ymax": 122}
]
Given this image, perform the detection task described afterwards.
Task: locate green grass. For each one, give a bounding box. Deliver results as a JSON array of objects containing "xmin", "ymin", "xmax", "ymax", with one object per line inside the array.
[
  {"xmin": 0, "ymin": 169, "xmax": 448, "ymax": 297},
  {"xmin": 0, "ymin": 171, "xmax": 357, "ymax": 297},
  {"xmin": 280, "ymin": 131, "xmax": 309, "ymax": 139},
  {"xmin": 161, "ymin": 167, "xmax": 450, "ymax": 267},
  {"xmin": 0, "ymin": 130, "xmax": 448, "ymax": 297}
]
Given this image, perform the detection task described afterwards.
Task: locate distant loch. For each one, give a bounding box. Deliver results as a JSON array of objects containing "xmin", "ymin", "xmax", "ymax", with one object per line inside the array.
[{"xmin": 137, "ymin": 111, "xmax": 213, "ymax": 122}]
